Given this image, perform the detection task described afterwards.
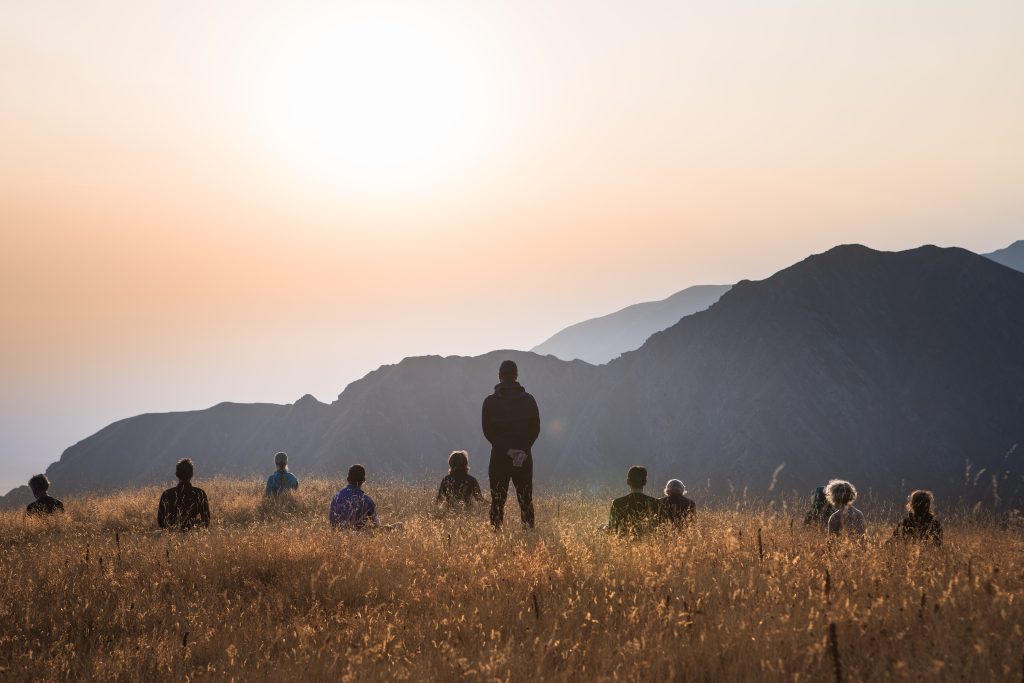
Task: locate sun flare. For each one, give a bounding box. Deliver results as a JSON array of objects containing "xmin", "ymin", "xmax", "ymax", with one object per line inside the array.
[{"xmin": 260, "ymin": 9, "xmax": 488, "ymax": 196}]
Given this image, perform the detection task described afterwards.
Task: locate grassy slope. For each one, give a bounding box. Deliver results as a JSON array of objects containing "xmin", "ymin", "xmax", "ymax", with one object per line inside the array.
[{"xmin": 0, "ymin": 479, "xmax": 1021, "ymax": 681}]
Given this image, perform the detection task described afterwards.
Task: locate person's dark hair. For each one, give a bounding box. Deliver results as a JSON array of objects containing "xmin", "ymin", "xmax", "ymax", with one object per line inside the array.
[
  {"xmin": 499, "ymin": 359, "xmax": 518, "ymax": 380},
  {"xmin": 907, "ymin": 489, "xmax": 934, "ymax": 516},
  {"xmin": 28, "ymin": 474, "xmax": 49, "ymax": 494},
  {"xmin": 626, "ymin": 465, "xmax": 648, "ymax": 489},
  {"xmin": 813, "ymin": 486, "xmax": 827, "ymax": 505},
  {"xmin": 176, "ymin": 458, "xmax": 195, "ymax": 482},
  {"xmin": 448, "ymin": 450, "xmax": 469, "ymax": 474},
  {"xmin": 347, "ymin": 464, "xmax": 366, "ymax": 486}
]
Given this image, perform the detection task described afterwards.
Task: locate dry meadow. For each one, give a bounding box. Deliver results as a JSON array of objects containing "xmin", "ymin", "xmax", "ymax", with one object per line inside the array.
[{"xmin": 0, "ymin": 478, "xmax": 1021, "ymax": 682}]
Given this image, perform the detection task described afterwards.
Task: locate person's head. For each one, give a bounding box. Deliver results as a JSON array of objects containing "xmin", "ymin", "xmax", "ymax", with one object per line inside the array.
[
  {"xmin": 626, "ymin": 466, "xmax": 648, "ymax": 490},
  {"xmin": 347, "ymin": 464, "xmax": 366, "ymax": 487},
  {"xmin": 825, "ymin": 479, "xmax": 857, "ymax": 507},
  {"xmin": 664, "ymin": 479, "xmax": 687, "ymax": 496},
  {"xmin": 498, "ymin": 359, "xmax": 518, "ymax": 382},
  {"xmin": 274, "ymin": 451, "xmax": 288, "ymax": 471},
  {"xmin": 175, "ymin": 458, "xmax": 195, "ymax": 483},
  {"xmin": 907, "ymin": 489, "xmax": 934, "ymax": 516},
  {"xmin": 813, "ymin": 486, "xmax": 827, "ymax": 505},
  {"xmin": 28, "ymin": 474, "xmax": 49, "ymax": 498},
  {"xmin": 448, "ymin": 450, "xmax": 470, "ymax": 474}
]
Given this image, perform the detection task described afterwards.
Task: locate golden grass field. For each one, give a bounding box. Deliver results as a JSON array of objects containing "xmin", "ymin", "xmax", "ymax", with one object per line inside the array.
[{"xmin": 0, "ymin": 478, "xmax": 1021, "ymax": 682}]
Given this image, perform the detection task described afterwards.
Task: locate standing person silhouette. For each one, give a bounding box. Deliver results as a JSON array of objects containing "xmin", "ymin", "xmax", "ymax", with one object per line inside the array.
[{"xmin": 482, "ymin": 360, "xmax": 540, "ymax": 529}]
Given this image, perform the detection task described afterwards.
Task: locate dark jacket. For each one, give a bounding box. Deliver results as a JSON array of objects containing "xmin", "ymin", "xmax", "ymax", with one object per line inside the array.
[
  {"xmin": 891, "ymin": 513, "xmax": 942, "ymax": 546},
  {"xmin": 27, "ymin": 495, "xmax": 64, "ymax": 515},
  {"xmin": 436, "ymin": 471, "xmax": 485, "ymax": 510},
  {"xmin": 158, "ymin": 482, "xmax": 211, "ymax": 531},
  {"xmin": 608, "ymin": 492, "xmax": 662, "ymax": 535},
  {"xmin": 482, "ymin": 381, "xmax": 540, "ymax": 457},
  {"xmin": 659, "ymin": 493, "xmax": 696, "ymax": 526}
]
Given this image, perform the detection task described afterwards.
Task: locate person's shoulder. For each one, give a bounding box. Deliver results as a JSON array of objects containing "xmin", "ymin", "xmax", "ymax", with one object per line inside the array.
[{"xmin": 193, "ymin": 486, "xmax": 208, "ymax": 497}]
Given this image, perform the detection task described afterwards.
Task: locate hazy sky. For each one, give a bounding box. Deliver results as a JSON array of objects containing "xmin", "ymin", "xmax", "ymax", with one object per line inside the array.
[{"xmin": 2, "ymin": 1, "xmax": 1023, "ymax": 494}]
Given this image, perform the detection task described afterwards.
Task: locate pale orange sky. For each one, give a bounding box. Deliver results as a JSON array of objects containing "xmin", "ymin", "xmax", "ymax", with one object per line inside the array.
[{"xmin": 2, "ymin": 0, "xmax": 1023, "ymax": 492}]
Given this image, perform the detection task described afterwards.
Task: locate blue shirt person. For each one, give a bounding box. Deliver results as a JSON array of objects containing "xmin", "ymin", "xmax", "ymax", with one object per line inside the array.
[
  {"xmin": 265, "ymin": 451, "xmax": 299, "ymax": 497},
  {"xmin": 329, "ymin": 464, "xmax": 380, "ymax": 530}
]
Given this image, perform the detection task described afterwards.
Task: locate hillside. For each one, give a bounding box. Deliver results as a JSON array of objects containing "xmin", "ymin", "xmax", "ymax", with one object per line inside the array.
[
  {"xmin": 985, "ymin": 239, "xmax": 1024, "ymax": 273},
  {"xmin": 5, "ymin": 244, "xmax": 1024, "ymax": 509},
  {"xmin": 532, "ymin": 284, "xmax": 730, "ymax": 364},
  {"xmin": 572, "ymin": 245, "xmax": 1024, "ymax": 499},
  {"xmin": 1, "ymin": 353, "xmax": 598, "ymax": 506}
]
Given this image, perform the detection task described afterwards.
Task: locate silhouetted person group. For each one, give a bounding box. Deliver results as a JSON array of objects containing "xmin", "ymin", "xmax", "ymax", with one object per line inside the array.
[
  {"xmin": 605, "ymin": 466, "xmax": 695, "ymax": 535},
  {"xmin": 803, "ymin": 478, "xmax": 943, "ymax": 547},
  {"xmin": 21, "ymin": 360, "xmax": 949, "ymax": 547}
]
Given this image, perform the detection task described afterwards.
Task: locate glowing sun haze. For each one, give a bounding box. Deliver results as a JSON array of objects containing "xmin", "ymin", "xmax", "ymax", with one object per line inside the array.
[{"xmin": 1, "ymin": 0, "xmax": 1023, "ymax": 492}]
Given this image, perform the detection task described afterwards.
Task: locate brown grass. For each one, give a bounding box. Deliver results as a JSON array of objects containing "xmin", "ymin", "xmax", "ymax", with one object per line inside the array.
[{"xmin": 0, "ymin": 478, "xmax": 1021, "ymax": 681}]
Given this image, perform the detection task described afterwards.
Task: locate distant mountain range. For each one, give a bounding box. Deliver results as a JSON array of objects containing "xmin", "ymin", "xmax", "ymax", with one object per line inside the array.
[
  {"xmin": 530, "ymin": 241, "xmax": 1024, "ymax": 365},
  {"xmin": 4, "ymin": 243, "xmax": 1022, "ymax": 509},
  {"xmin": 985, "ymin": 240, "xmax": 1024, "ymax": 273},
  {"xmin": 531, "ymin": 285, "xmax": 730, "ymax": 364}
]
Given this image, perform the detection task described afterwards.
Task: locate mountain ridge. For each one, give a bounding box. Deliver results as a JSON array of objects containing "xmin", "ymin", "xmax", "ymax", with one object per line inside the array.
[
  {"xmin": 4, "ymin": 243, "xmax": 1023, "ymax": 509},
  {"xmin": 531, "ymin": 284, "xmax": 730, "ymax": 364}
]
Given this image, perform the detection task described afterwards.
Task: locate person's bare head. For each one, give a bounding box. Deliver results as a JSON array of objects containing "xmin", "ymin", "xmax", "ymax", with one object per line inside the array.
[
  {"xmin": 347, "ymin": 464, "xmax": 366, "ymax": 487},
  {"xmin": 498, "ymin": 360, "xmax": 518, "ymax": 382},
  {"xmin": 274, "ymin": 452, "xmax": 288, "ymax": 471},
  {"xmin": 825, "ymin": 479, "xmax": 857, "ymax": 507},
  {"xmin": 448, "ymin": 450, "xmax": 470, "ymax": 475},
  {"xmin": 175, "ymin": 458, "xmax": 195, "ymax": 483},
  {"xmin": 664, "ymin": 479, "xmax": 687, "ymax": 496},
  {"xmin": 627, "ymin": 466, "xmax": 648, "ymax": 491},
  {"xmin": 907, "ymin": 489, "xmax": 934, "ymax": 516},
  {"xmin": 28, "ymin": 474, "xmax": 49, "ymax": 499}
]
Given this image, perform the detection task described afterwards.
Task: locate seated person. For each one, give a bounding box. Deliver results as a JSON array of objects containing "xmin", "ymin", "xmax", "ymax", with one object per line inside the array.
[
  {"xmin": 26, "ymin": 474, "xmax": 64, "ymax": 515},
  {"xmin": 607, "ymin": 466, "xmax": 662, "ymax": 536},
  {"xmin": 330, "ymin": 464, "xmax": 400, "ymax": 531},
  {"xmin": 803, "ymin": 486, "xmax": 836, "ymax": 526},
  {"xmin": 659, "ymin": 479, "xmax": 695, "ymax": 527},
  {"xmin": 157, "ymin": 458, "xmax": 211, "ymax": 531},
  {"xmin": 265, "ymin": 451, "xmax": 299, "ymax": 497},
  {"xmin": 436, "ymin": 450, "xmax": 486, "ymax": 512},
  {"xmin": 890, "ymin": 489, "xmax": 942, "ymax": 547},
  {"xmin": 825, "ymin": 479, "xmax": 865, "ymax": 539}
]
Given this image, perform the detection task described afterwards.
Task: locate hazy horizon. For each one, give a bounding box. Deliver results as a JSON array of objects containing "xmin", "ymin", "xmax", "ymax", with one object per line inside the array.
[{"xmin": 3, "ymin": 1, "xmax": 1023, "ymax": 494}]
